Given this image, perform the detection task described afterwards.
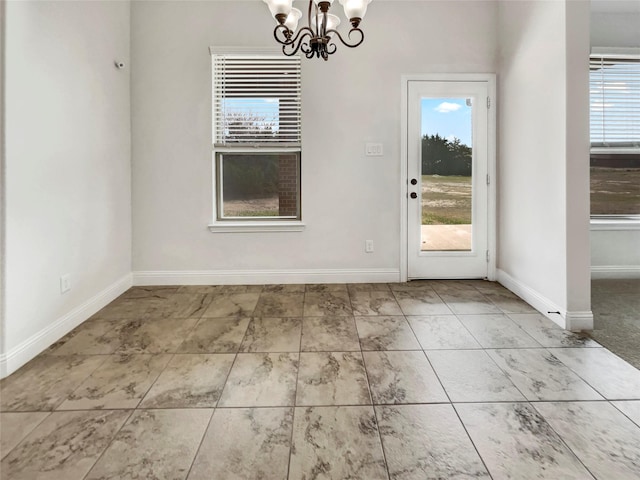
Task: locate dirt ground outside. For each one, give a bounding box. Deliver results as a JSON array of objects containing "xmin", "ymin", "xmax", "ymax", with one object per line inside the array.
[
  {"xmin": 590, "ymin": 167, "xmax": 640, "ymax": 215},
  {"xmin": 223, "ymin": 196, "xmax": 279, "ymax": 217},
  {"xmin": 422, "ymin": 175, "xmax": 472, "ymax": 225},
  {"xmin": 222, "ymin": 169, "xmax": 639, "ymax": 218}
]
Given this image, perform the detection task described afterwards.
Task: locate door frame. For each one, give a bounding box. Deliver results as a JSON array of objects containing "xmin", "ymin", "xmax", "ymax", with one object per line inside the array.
[{"xmin": 400, "ymin": 73, "xmax": 497, "ymax": 282}]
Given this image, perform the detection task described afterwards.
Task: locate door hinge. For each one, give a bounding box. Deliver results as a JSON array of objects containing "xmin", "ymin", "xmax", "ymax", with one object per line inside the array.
[
  {"xmin": 486, "ymin": 174, "xmax": 490, "ymax": 186},
  {"xmin": 486, "ymin": 250, "xmax": 490, "ymax": 263},
  {"xmin": 487, "ymin": 96, "xmax": 491, "ymax": 109}
]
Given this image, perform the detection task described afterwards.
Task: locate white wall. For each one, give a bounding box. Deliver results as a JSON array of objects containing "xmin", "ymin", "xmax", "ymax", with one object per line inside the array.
[
  {"xmin": 496, "ymin": 0, "xmax": 592, "ymax": 329},
  {"xmin": 1, "ymin": 0, "xmax": 7, "ymax": 363},
  {"xmin": 131, "ymin": 0, "xmax": 498, "ymax": 284},
  {"xmin": 590, "ymin": 9, "xmax": 640, "ymax": 277},
  {"xmin": 2, "ymin": 0, "xmax": 132, "ymax": 377}
]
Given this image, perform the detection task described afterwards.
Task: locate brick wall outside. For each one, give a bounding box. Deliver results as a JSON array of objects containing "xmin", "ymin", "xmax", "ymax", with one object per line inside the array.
[{"xmin": 278, "ymin": 154, "xmax": 299, "ymax": 217}]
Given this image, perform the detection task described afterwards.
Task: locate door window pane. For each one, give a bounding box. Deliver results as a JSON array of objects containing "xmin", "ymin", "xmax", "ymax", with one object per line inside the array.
[{"xmin": 420, "ymin": 98, "xmax": 473, "ymax": 251}]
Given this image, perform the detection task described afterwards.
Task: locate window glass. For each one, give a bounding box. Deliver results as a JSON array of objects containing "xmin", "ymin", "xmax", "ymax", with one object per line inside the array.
[{"xmin": 589, "ymin": 53, "xmax": 640, "ymax": 217}]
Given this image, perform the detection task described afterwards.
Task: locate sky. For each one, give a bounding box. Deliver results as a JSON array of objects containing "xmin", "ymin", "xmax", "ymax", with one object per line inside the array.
[{"xmin": 421, "ymin": 97, "xmax": 473, "ymax": 147}]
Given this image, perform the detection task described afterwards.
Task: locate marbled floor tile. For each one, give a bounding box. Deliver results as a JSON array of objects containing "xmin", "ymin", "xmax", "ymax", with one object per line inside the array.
[
  {"xmin": 176, "ymin": 285, "xmax": 219, "ymax": 294},
  {"xmin": 550, "ymin": 347, "xmax": 640, "ymax": 399},
  {"xmin": 482, "ymin": 290, "xmax": 537, "ymax": 314},
  {"xmin": 376, "ymin": 404, "xmax": 490, "ymax": 480},
  {"xmin": 263, "ymin": 284, "xmax": 306, "ymax": 293},
  {"xmin": 121, "ymin": 286, "xmax": 179, "ymax": 300},
  {"xmin": 0, "ymin": 410, "xmax": 130, "ymax": 480},
  {"xmin": 388, "ymin": 280, "xmax": 437, "ymax": 291},
  {"xmin": 239, "ymin": 317, "xmax": 302, "ymax": 352},
  {"xmin": 428, "ymin": 280, "xmax": 481, "ymax": 294},
  {"xmin": 407, "ymin": 315, "xmax": 481, "ymax": 350},
  {"xmin": 458, "ymin": 314, "xmax": 541, "ymax": 348},
  {"xmin": 0, "ymin": 355, "xmax": 106, "ymax": 411},
  {"xmin": 471, "ymin": 281, "xmax": 514, "ymax": 295},
  {"xmin": 187, "ymin": 407, "xmax": 293, "ymax": 480},
  {"xmin": 289, "ymin": 406, "xmax": 388, "ymax": 480},
  {"xmin": 140, "ymin": 354, "xmax": 235, "ymax": 408},
  {"xmin": 219, "ymin": 285, "xmax": 264, "ymax": 294},
  {"xmin": 301, "ymin": 316, "xmax": 360, "ymax": 351},
  {"xmin": 439, "ymin": 291, "xmax": 503, "ymax": 315},
  {"xmin": 613, "ymin": 401, "xmax": 640, "ymax": 427},
  {"xmin": 393, "ymin": 289, "xmax": 453, "ymax": 315},
  {"xmin": 347, "ymin": 283, "xmax": 391, "ymax": 293},
  {"xmin": 144, "ymin": 293, "xmax": 213, "ymax": 319},
  {"xmin": 201, "ymin": 292, "xmax": 260, "ymax": 317},
  {"xmin": 45, "ymin": 317, "xmax": 123, "ymax": 355},
  {"xmin": 427, "ymin": 350, "xmax": 525, "ymax": 402},
  {"xmin": 84, "ymin": 409, "xmax": 212, "ymax": 480},
  {"xmin": 534, "ymin": 401, "xmax": 640, "ymax": 480},
  {"xmin": 303, "ymin": 291, "xmax": 353, "ymax": 316},
  {"xmin": 218, "ymin": 353, "xmax": 299, "ymax": 407},
  {"xmin": 592, "ymin": 278, "xmax": 640, "ymax": 295},
  {"xmin": 57, "ymin": 354, "xmax": 172, "ymax": 410},
  {"xmin": 356, "ymin": 316, "xmax": 421, "ymax": 351},
  {"xmin": 455, "ymin": 403, "xmax": 594, "ymax": 480},
  {"xmin": 305, "ymin": 283, "xmax": 348, "ymax": 292},
  {"xmin": 296, "ymin": 352, "xmax": 371, "ymax": 406},
  {"xmin": 350, "ymin": 291, "xmax": 403, "ymax": 316},
  {"xmin": 363, "ymin": 351, "xmax": 448, "ymax": 404},
  {"xmin": 114, "ymin": 317, "xmax": 199, "ymax": 354},
  {"xmin": 0, "ymin": 412, "xmax": 49, "ymax": 460},
  {"xmin": 487, "ymin": 349, "xmax": 602, "ymax": 401},
  {"xmin": 253, "ymin": 292, "xmax": 304, "ymax": 317},
  {"xmin": 94, "ymin": 296, "xmax": 154, "ymax": 319},
  {"xmin": 509, "ymin": 313, "xmax": 601, "ymax": 348},
  {"xmin": 177, "ymin": 317, "xmax": 250, "ymax": 353}
]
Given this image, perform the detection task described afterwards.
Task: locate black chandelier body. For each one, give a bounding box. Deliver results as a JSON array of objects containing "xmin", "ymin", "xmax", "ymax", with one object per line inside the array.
[
  {"xmin": 276, "ymin": 2, "xmax": 363, "ymax": 61},
  {"xmin": 263, "ymin": 0, "xmax": 372, "ymax": 61}
]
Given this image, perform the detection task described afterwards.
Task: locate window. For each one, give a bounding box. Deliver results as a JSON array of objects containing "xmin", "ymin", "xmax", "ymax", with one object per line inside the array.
[
  {"xmin": 210, "ymin": 48, "xmax": 302, "ymax": 228},
  {"xmin": 589, "ymin": 50, "xmax": 640, "ymax": 219}
]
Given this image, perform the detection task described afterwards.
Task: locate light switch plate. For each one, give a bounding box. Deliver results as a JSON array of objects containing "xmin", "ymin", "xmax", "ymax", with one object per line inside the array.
[{"xmin": 365, "ymin": 143, "xmax": 383, "ymax": 156}]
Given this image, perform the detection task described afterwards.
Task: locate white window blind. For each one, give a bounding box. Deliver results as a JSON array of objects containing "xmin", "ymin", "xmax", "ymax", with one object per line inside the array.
[
  {"xmin": 590, "ymin": 53, "xmax": 640, "ymax": 149},
  {"xmin": 212, "ymin": 50, "xmax": 301, "ymax": 148}
]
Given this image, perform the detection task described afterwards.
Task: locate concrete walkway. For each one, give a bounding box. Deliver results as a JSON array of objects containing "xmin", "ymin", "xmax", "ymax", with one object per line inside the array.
[{"xmin": 421, "ymin": 224, "xmax": 472, "ymax": 251}]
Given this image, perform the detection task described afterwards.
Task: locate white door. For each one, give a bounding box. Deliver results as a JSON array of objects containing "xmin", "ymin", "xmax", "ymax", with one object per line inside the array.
[{"xmin": 405, "ymin": 77, "xmax": 495, "ymax": 279}]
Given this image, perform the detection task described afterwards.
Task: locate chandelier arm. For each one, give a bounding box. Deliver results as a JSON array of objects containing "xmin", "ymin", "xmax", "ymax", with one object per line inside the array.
[
  {"xmin": 274, "ymin": 25, "xmax": 314, "ymax": 47},
  {"xmin": 308, "ymin": 0, "xmax": 318, "ymax": 36},
  {"xmin": 282, "ymin": 31, "xmax": 313, "ymax": 57},
  {"xmin": 324, "ymin": 42, "xmax": 338, "ymax": 55},
  {"xmin": 325, "ymin": 27, "xmax": 365, "ymax": 49}
]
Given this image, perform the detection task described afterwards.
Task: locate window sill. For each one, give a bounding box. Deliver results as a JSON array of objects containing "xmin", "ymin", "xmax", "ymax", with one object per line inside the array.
[
  {"xmin": 590, "ymin": 217, "xmax": 640, "ymax": 231},
  {"xmin": 208, "ymin": 221, "xmax": 306, "ymax": 233}
]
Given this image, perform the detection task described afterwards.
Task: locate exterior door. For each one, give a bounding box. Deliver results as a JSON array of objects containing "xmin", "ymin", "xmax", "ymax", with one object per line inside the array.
[{"xmin": 405, "ymin": 77, "xmax": 494, "ymax": 279}]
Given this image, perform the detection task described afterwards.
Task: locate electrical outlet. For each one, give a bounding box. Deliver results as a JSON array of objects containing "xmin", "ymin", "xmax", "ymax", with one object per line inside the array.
[
  {"xmin": 60, "ymin": 274, "xmax": 71, "ymax": 294},
  {"xmin": 365, "ymin": 240, "xmax": 374, "ymax": 253}
]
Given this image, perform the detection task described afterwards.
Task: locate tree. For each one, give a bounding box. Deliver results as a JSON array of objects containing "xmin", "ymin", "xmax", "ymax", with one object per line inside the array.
[{"xmin": 421, "ymin": 134, "xmax": 472, "ymax": 176}]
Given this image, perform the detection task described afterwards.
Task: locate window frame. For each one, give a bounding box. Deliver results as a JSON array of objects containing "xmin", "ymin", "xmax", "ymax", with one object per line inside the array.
[
  {"xmin": 589, "ymin": 47, "xmax": 640, "ymax": 225},
  {"xmin": 208, "ymin": 47, "xmax": 305, "ymax": 233}
]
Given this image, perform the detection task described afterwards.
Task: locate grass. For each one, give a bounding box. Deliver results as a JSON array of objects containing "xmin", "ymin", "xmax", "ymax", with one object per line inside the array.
[{"xmin": 421, "ymin": 175, "xmax": 472, "ymax": 225}]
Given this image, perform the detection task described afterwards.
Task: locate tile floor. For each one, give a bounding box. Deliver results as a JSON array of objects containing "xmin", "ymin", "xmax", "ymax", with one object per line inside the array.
[
  {"xmin": 2, "ymin": 280, "xmax": 640, "ymax": 479},
  {"xmin": 589, "ymin": 278, "xmax": 640, "ymax": 369}
]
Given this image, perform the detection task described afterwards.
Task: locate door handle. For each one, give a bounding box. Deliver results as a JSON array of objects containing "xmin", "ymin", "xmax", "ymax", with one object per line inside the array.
[{"xmin": 410, "ymin": 192, "xmax": 417, "ymax": 199}]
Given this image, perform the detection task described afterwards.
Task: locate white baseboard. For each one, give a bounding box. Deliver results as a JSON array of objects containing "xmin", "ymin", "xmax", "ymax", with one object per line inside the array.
[
  {"xmin": 133, "ymin": 268, "xmax": 401, "ymax": 286},
  {"xmin": 591, "ymin": 265, "xmax": 640, "ymax": 279},
  {"xmin": 0, "ymin": 273, "xmax": 132, "ymax": 379},
  {"xmin": 496, "ymin": 269, "xmax": 593, "ymax": 331}
]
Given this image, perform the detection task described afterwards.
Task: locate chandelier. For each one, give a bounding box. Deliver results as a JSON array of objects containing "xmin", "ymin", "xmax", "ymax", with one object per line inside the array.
[{"xmin": 262, "ymin": 0, "xmax": 373, "ymax": 61}]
